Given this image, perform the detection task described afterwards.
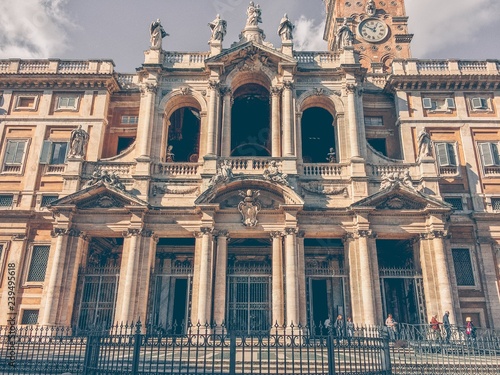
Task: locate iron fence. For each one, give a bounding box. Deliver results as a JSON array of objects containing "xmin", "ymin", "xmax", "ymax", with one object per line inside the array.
[{"xmin": 0, "ymin": 322, "xmax": 499, "ymax": 374}]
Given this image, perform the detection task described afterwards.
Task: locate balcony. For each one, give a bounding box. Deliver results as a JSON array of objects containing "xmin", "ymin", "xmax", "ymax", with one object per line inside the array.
[
  {"xmin": 0, "ymin": 59, "xmax": 115, "ymax": 75},
  {"xmin": 153, "ymin": 162, "xmax": 202, "ymax": 179}
]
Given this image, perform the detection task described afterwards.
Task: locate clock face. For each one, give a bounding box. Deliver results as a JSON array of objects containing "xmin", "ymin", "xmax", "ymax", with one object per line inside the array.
[{"xmin": 358, "ymin": 18, "xmax": 389, "ymax": 42}]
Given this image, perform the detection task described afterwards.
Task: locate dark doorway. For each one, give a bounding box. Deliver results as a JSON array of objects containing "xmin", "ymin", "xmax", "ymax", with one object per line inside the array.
[
  {"xmin": 231, "ymin": 84, "xmax": 271, "ymax": 157},
  {"xmin": 311, "ymin": 279, "xmax": 328, "ymax": 326},
  {"xmin": 117, "ymin": 137, "xmax": 135, "ymax": 154},
  {"xmin": 172, "ymin": 278, "xmax": 188, "ymax": 331},
  {"xmin": 168, "ymin": 107, "xmax": 200, "ymax": 162},
  {"xmin": 368, "ymin": 138, "xmax": 387, "ymax": 156},
  {"xmin": 301, "ymin": 107, "xmax": 335, "ymax": 163}
]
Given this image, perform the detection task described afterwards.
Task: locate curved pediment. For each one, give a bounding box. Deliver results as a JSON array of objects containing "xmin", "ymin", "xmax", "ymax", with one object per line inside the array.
[{"xmin": 195, "ymin": 177, "xmax": 304, "ymax": 208}]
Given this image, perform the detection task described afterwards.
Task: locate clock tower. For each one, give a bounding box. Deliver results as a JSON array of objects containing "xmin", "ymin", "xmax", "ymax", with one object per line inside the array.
[{"xmin": 324, "ymin": 0, "xmax": 413, "ymax": 71}]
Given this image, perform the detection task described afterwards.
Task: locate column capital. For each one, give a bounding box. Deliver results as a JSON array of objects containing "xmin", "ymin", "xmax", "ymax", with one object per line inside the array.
[
  {"xmin": 282, "ymin": 80, "xmax": 294, "ymax": 90},
  {"xmin": 196, "ymin": 227, "xmax": 214, "ymax": 237},
  {"xmin": 420, "ymin": 230, "xmax": 450, "ymax": 240},
  {"xmin": 284, "ymin": 227, "xmax": 298, "ymax": 236},
  {"xmin": 342, "ymin": 232, "xmax": 354, "ymax": 244},
  {"xmin": 270, "ymin": 231, "xmax": 284, "ymax": 239},
  {"xmin": 345, "ymin": 83, "xmax": 363, "ymax": 96},
  {"xmin": 208, "ymin": 79, "xmax": 220, "ymax": 90},
  {"xmin": 140, "ymin": 82, "xmax": 158, "ymax": 95},
  {"xmin": 11, "ymin": 233, "xmax": 27, "ymax": 241},
  {"xmin": 356, "ymin": 229, "xmax": 376, "ymax": 238},
  {"xmin": 214, "ymin": 229, "xmax": 229, "ymax": 239},
  {"xmin": 271, "ymin": 86, "xmax": 283, "ymax": 96},
  {"xmin": 296, "ymin": 230, "xmax": 305, "ymax": 238},
  {"xmin": 51, "ymin": 227, "xmax": 80, "ymax": 238},
  {"xmin": 219, "ymin": 86, "xmax": 232, "ymax": 97}
]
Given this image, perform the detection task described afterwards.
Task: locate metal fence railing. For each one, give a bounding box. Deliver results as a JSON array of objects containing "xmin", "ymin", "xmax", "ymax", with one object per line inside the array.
[{"xmin": 1, "ymin": 322, "xmax": 499, "ymax": 374}]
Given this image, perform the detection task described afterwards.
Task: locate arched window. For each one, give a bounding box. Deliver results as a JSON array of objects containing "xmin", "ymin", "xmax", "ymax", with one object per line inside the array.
[
  {"xmin": 167, "ymin": 107, "xmax": 200, "ymax": 162},
  {"xmin": 301, "ymin": 107, "xmax": 336, "ymax": 163},
  {"xmin": 231, "ymin": 84, "xmax": 271, "ymax": 157}
]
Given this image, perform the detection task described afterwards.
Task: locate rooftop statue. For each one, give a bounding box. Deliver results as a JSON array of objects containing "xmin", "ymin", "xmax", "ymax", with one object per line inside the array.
[
  {"xmin": 150, "ymin": 19, "xmax": 168, "ymax": 50},
  {"xmin": 278, "ymin": 14, "xmax": 294, "ymax": 42},
  {"xmin": 246, "ymin": 1, "xmax": 262, "ymax": 27},
  {"xmin": 208, "ymin": 14, "xmax": 227, "ymax": 42}
]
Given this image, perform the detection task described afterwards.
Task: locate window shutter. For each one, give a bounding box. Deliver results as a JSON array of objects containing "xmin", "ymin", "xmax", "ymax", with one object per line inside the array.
[
  {"xmin": 471, "ymin": 97, "xmax": 483, "ymax": 109},
  {"xmin": 51, "ymin": 142, "xmax": 68, "ymax": 164},
  {"xmin": 447, "ymin": 143, "xmax": 457, "ymax": 166},
  {"xmin": 478, "ymin": 143, "xmax": 494, "ymax": 166},
  {"xmin": 435, "ymin": 143, "xmax": 450, "ymax": 166},
  {"xmin": 446, "ymin": 98, "xmax": 456, "ymax": 109},
  {"xmin": 422, "ymin": 98, "xmax": 433, "ymax": 109},
  {"xmin": 4, "ymin": 141, "xmax": 18, "ymax": 164},
  {"xmin": 492, "ymin": 143, "xmax": 500, "ymax": 165},
  {"xmin": 39, "ymin": 140, "xmax": 52, "ymax": 164},
  {"xmin": 13, "ymin": 141, "xmax": 26, "ymax": 164}
]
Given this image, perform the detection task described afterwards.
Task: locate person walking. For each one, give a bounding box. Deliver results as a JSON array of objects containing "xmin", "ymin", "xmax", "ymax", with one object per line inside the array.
[
  {"xmin": 335, "ymin": 314, "xmax": 345, "ymax": 338},
  {"xmin": 346, "ymin": 317, "xmax": 354, "ymax": 343},
  {"xmin": 430, "ymin": 315, "xmax": 442, "ymax": 341},
  {"xmin": 385, "ymin": 314, "xmax": 397, "ymax": 340}
]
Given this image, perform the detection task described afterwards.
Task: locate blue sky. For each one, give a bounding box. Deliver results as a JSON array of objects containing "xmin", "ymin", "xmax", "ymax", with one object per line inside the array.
[{"xmin": 0, "ymin": 0, "xmax": 499, "ymax": 72}]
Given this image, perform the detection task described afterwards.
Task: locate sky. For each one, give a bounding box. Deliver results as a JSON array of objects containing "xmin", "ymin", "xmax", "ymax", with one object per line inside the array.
[{"xmin": 0, "ymin": 0, "xmax": 499, "ymax": 73}]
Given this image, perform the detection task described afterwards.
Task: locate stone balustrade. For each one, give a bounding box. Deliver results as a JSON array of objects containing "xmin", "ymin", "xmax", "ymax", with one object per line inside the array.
[
  {"xmin": 83, "ymin": 162, "xmax": 135, "ymax": 178},
  {"xmin": 229, "ymin": 158, "xmax": 279, "ymax": 175},
  {"xmin": 163, "ymin": 52, "xmax": 211, "ymax": 68},
  {"xmin": 302, "ymin": 163, "xmax": 344, "ymax": 178},
  {"xmin": 392, "ymin": 59, "xmax": 500, "ymax": 76},
  {"xmin": 369, "ymin": 164, "xmax": 412, "ymax": 177},
  {"xmin": 42, "ymin": 164, "xmax": 66, "ymax": 175},
  {"xmin": 293, "ymin": 52, "xmax": 340, "ymax": 68},
  {"xmin": 153, "ymin": 162, "xmax": 202, "ymax": 178},
  {"xmin": 0, "ymin": 59, "xmax": 115, "ymax": 75},
  {"xmin": 116, "ymin": 74, "xmax": 137, "ymax": 89}
]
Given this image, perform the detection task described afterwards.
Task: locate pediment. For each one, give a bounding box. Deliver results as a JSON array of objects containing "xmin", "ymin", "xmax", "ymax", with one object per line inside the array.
[
  {"xmin": 351, "ymin": 184, "xmax": 451, "ymax": 211},
  {"xmin": 206, "ymin": 41, "xmax": 296, "ymax": 70},
  {"xmin": 48, "ymin": 181, "xmax": 149, "ymax": 210}
]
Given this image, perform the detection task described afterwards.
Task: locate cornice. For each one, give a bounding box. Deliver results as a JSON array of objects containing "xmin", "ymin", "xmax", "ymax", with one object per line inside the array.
[{"xmin": 0, "ymin": 76, "xmax": 120, "ymax": 93}]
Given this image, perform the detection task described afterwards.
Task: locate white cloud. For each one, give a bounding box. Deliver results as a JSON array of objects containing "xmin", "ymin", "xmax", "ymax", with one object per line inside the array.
[
  {"xmin": 0, "ymin": 0, "xmax": 73, "ymax": 59},
  {"xmin": 406, "ymin": 0, "xmax": 500, "ymax": 58},
  {"xmin": 293, "ymin": 15, "xmax": 327, "ymax": 51}
]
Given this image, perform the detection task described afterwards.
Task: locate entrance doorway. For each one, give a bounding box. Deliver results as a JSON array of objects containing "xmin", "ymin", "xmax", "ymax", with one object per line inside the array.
[{"xmin": 307, "ymin": 277, "xmax": 346, "ymax": 332}]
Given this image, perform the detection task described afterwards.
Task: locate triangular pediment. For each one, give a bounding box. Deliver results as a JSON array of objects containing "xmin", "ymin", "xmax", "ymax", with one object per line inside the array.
[
  {"xmin": 48, "ymin": 181, "xmax": 149, "ymax": 210},
  {"xmin": 351, "ymin": 184, "xmax": 451, "ymax": 211},
  {"xmin": 206, "ymin": 41, "xmax": 297, "ymax": 69}
]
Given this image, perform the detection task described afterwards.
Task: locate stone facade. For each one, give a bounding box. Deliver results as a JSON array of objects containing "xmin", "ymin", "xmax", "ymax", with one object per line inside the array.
[{"xmin": 0, "ymin": 2, "xmax": 499, "ymax": 332}]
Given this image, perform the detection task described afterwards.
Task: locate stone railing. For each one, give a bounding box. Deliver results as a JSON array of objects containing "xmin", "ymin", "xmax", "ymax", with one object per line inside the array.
[
  {"xmin": 392, "ymin": 59, "xmax": 499, "ymax": 76},
  {"xmin": 163, "ymin": 52, "xmax": 211, "ymax": 68},
  {"xmin": 116, "ymin": 74, "xmax": 137, "ymax": 89},
  {"xmin": 301, "ymin": 163, "xmax": 344, "ymax": 178},
  {"xmin": 41, "ymin": 164, "xmax": 66, "ymax": 175},
  {"xmin": 293, "ymin": 52, "xmax": 340, "ymax": 68},
  {"xmin": 439, "ymin": 165, "xmax": 459, "ymax": 177},
  {"xmin": 229, "ymin": 158, "xmax": 279, "ymax": 175},
  {"xmin": 483, "ymin": 165, "xmax": 500, "ymax": 177},
  {"xmin": 83, "ymin": 162, "xmax": 135, "ymax": 178},
  {"xmin": 153, "ymin": 162, "xmax": 202, "ymax": 178},
  {"xmin": 0, "ymin": 59, "xmax": 115, "ymax": 75},
  {"xmin": 369, "ymin": 164, "xmax": 411, "ymax": 177},
  {"xmin": 379, "ymin": 268, "xmax": 422, "ymax": 277}
]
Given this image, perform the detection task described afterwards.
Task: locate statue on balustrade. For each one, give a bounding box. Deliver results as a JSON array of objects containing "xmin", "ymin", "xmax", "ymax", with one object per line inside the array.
[
  {"xmin": 166, "ymin": 145, "xmax": 175, "ymax": 162},
  {"xmin": 150, "ymin": 19, "xmax": 168, "ymax": 50},
  {"xmin": 336, "ymin": 18, "xmax": 353, "ymax": 50},
  {"xmin": 69, "ymin": 125, "xmax": 89, "ymax": 158},
  {"xmin": 326, "ymin": 148, "xmax": 337, "ymax": 163},
  {"xmin": 278, "ymin": 14, "xmax": 294, "ymax": 42},
  {"xmin": 246, "ymin": 2, "xmax": 262, "ymax": 26},
  {"xmin": 209, "ymin": 14, "xmax": 227, "ymax": 42}
]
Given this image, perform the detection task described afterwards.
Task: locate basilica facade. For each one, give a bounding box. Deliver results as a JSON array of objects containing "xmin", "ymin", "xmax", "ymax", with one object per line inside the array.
[{"xmin": 0, "ymin": 0, "xmax": 499, "ymax": 333}]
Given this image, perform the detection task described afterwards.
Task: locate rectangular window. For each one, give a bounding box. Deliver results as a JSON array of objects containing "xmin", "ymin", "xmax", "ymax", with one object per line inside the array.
[
  {"xmin": 41, "ymin": 195, "xmax": 58, "ymax": 207},
  {"xmin": 471, "ymin": 97, "xmax": 488, "ymax": 110},
  {"xmin": 21, "ymin": 310, "xmax": 39, "ymax": 325},
  {"xmin": 121, "ymin": 115, "xmax": 139, "ymax": 124},
  {"xmin": 26, "ymin": 245, "xmax": 50, "ymax": 282},
  {"xmin": 40, "ymin": 141, "xmax": 68, "ymax": 165},
  {"xmin": 478, "ymin": 142, "xmax": 500, "ymax": 167},
  {"xmin": 422, "ymin": 97, "xmax": 455, "ymax": 111},
  {"xmin": 444, "ymin": 197, "xmax": 463, "ymax": 211},
  {"xmin": 15, "ymin": 95, "xmax": 38, "ymax": 110},
  {"xmin": 3, "ymin": 139, "xmax": 28, "ymax": 173},
  {"xmin": 491, "ymin": 198, "xmax": 500, "ymax": 211},
  {"xmin": 0, "ymin": 195, "xmax": 14, "ymax": 207},
  {"xmin": 435, "ymin": 142, "xmax": 457, "ymax": 167},
  {"xmin": 364, "ymin": 116, "xmax": 384, "ymax": 127},
  {"xmin": 56, "ymin": 95, "xmax": 79, "ymax": 110},
  {"xmin": 452, "ymin": 248, "xmax": 475, "ymax": 287}
]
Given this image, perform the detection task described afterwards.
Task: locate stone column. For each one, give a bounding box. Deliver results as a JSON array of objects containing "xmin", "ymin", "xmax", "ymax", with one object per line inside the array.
[
  {"xmin": 206, "ymin": 80, "xmax": 220, "ymax": 156},
  {"xmin": 270, "ymin": 87, "xmax": 282, "ymax": 157},
  {"xmin": 282, "ymin": 81, "xmax": 294, "ymax": 157},
  {"xmin": 346, "ymin": 84, "xmax": 360, "ymax": 159},
  {"xmin": 477, "ymin": 242, "xmax": 500, "ymax": 328},
  {"xmin": 284, "ymin": 228, "xmax": 299, "ymax": 326},
  {"xmin": 221, "ymin": 88, "xmax": 233, "ymax": 157},
  {"xmin": 116, "ymin": 229, "xmax": 141, "ymax": 323},
  {"xmin": 295, "ymin": 112, "xmax": 303, "ymax": 161},
  {"xmin": 271, "ymin": 231, "xmax": 284, "ymax": 325},
  {"xmin": 0, "ymin": 234, "xmax": 27, "ymax": 325},
  {"xmin": 137, "ymin": 83, "xmax": 157, "ymax": 159},
  {"xmin": 431, "ymin": 231, "xmax": 456, "ymax": 324},
  {"xmin": 213, "ymin": 231, "xmax": 229, "ymax": 327},
  {"xmin": 354, "ymin": 230, "xmax": 377, "ymax": 325},
  {"xmin": 40, "ymin": 228, "xmax": 75, "ymax": 325},
  {"xmin": 196, "ymin": 227, "xmax": 213, "ymax": 324},
  {"xmin": 296, "ymin": 231, "xmax": 307, "ymax": 326}
]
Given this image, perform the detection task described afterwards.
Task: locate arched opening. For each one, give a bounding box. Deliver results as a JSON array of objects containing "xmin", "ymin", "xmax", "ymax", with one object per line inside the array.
[
  {"xmin": 167, "ymin": 107, "xmax": 200, "ymax": 162},
  {"xmin": 231, "ymin": 84, "xmax": 271, "ymax": 157},
  {"xmin": 301, "ymin": 107, "xmax": 336, "ymax": 163}
]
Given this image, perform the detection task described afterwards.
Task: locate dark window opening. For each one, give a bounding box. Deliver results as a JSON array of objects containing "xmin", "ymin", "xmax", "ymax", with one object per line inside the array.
[
  {"xmin": 231, "ymin": 84, "xmax": 270, "ymax": 157},
  {"xmin": 301, "ymin": 107, "xmax": 335, "ymax": 163},
  {"xmin": 168, "ymin": 107, "xmax": 200, "ymax": 162},
  {"xmin": 368, "ymin": 138, "xmax": 387, "ymax": 156},
  {"xmin": 376, "ymin": 239, "xmax": 415, "ymax": 269},
  {"xmin": 117, "ymin": 137, "xmax": 135, "ymax": 154}
]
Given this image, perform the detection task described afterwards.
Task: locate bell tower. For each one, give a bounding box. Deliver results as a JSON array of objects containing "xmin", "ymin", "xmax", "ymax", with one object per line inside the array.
[{"xmin": 324, "ymin": 0, "xmax": 413, "ymax": 71}]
